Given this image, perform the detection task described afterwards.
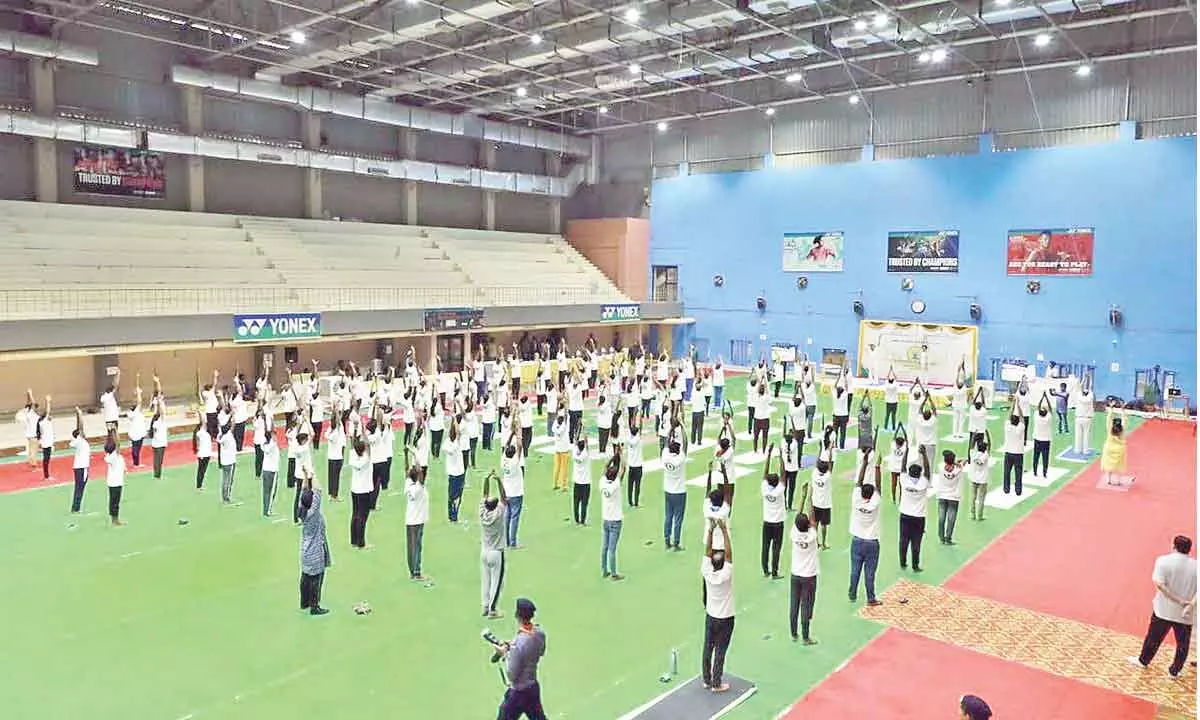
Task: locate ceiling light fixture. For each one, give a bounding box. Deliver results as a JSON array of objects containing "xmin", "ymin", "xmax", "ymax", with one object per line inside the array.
[
  {"xmin": 765, "ymin": 107, "xmax": 776, "ymax": 116},
  {"xmin": 873, "ymin": 13, "xmax": 888, "ymax": 28},
  {"xmin": 931, "ymin": 48, "xmax": 947, "ymax": 62},
  {"xmin": 656, "ymin": 121, "xmax": 668, "ymax": 132},
  {"xmin": 530, "ymin": 32, "xmax": 543, "ymax": 45},
  {"xmin": 516, "ymin": 86, "xmax": 528, "ymax": 97},
  {"xmin": 629, "ymin": 63, "xmax": 641, "ymax": 75},
  {"xmin": 598, "ymin": 105, "xmax": 609, "ymax": 114},
  {"xmin": 1076, "ymin": 63, "xmax": 1092, "ymax": 77},
  {"xmin": 1034, "ymin": 33, "xmax": 1052, "ymax": 47},
  {"xmin": 918, "ymin": 51, "xmax": 931, "ymax": 63},
  {"xmin": 785, "ymin": 72, "xmax": 802, "ymax": 83},
  {"xmin": 853, "ymin": 18, "xmax": 868, "ymax": 31},
  {"xmin": 289, "ymin": 30, "xmax": 306, "ymax": 44},
  {"xmin": 849, "ymin": 94, "xmax": 861, "ymax": 105},
  {"xmin": 624, "ymin": 7, "xmax": 641, "ymax": 23}
]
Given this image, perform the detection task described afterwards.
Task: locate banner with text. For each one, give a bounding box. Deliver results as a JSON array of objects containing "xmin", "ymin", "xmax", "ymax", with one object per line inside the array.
[
  {"xmin": 73, "ymin": 146, "xmax": 166, "ymax": 199},
  {"xmin": 783, "ymin": 232, "xmax": 844, "ymax": 272},
  {"xmin": 600, "ymin": 304, "xmax": 641, "ymax": 322},
  {"xmin": 1006, "ymin": 228, "xmax": 1094, "ymax": 276},
  {"xmin": 233, "ymin": 313, "xmax": 322, "ymax": 342},
  {"xmin": 887, "ymin": 230, "xmax": 960, "ymax": 273}
]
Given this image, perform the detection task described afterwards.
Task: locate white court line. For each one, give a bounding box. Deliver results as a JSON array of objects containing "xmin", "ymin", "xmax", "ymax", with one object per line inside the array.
[{"xmin": 984, "ymin": 486, "xmax": 1039, "ymax": 509}]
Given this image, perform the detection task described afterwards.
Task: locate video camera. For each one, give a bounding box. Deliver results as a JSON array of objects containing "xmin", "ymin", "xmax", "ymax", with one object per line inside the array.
[{"xmin": 481, "ymin": 628, "xmax": 507, "ymax": 664}]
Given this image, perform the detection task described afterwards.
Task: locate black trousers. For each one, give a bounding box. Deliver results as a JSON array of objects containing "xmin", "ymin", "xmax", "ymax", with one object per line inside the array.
[
  {"xmin": 310, "ymin": 420, "xmax": 323, "ymax": 449},
  {"xmin": 497, "ymin": 682, "xmax": 547, "ymax": 720},
  {"xmin": 1032, "ymin": 439, "xmax": 1050, "ymax": 477},
  {"xmin": 71, "ymin": 467, "xmax": 88, "ymax": 512},
  {"xmin": 299, "ymin": 571, "xmax": 325, "ymax": 610},
  {"xmin": 233, "ymin": 422, "xmax": 247, "ymax": 451},
  {"xmin": 691, "ymin": 411, "xmax": 705, "ymax": 445},
  {"xmin": 569, "ymin": 410, "xmax": 582, "ymax": 442},
  {"xmin": 899, "ymin": 513, "xmax": 925, "ymax": 569},
  {"xmin": 573, "ymin": 483, "xmax": 591, "ymax": 524},
  {"xmin": 761, "ymin": 521, "xmax": 784, "ymax": 576},
  {"xmin": 482, "ymin": 423, "xmax": 494, "ymax": 450},
  {"xmin": 41, "ymin": 446, "xmax": 51, "ymax": 479},
  {"xmin": 753, "ymin": 418, "xmax": 769, "ymax": 452},
  {"xmin": 702, "ymin": 614, "xmax": 736, "ymax": 688},
  {"xmin": 254, "ymin": 444, "xmax": 264, "ymax": 477},
  {"xmin": 832, "ymin": 415, "xmax": 849, "ymax": 449},
  {"xmin": 131, "ymin": 439, "xmax": 143, "ymax": 467},
  {"xmin": 152, "ymin": 446, "xmax": 165, "ymax": 479},
  {"xmin": 627, "ymin": 466, "xmax": 643, "ymax": 506},
  {"xmin": 371, "ymin": 462, "xmax": 387, "ymax": 510},
  {"xmin": 350, "ymin": 491, "xmax": 372, "ymax": 547},
  {"xmin": 883, "ymin": 403, "xmax": 898, "ymax": 430},
  {"xmin": 598, "ymin": 427, "xmax": 610, "ymax": 453},
  {"xmin": 783, "ymin": 470, "xmax": 798, "ymax": 510},
  {"xmin": 789, "ymin": 575, "xmax": 818, "ymax": 640},
  {"xmin": 206, "ymin": 412, "xmax": 218, "ymax": 439},
  {"xmin": 431, "ymin": 430, "xmax": 443, "ymax": 459},
  {"xmin": 746, "ymin": 406, "xmax": 755, "ymax": 435},
  {"xmin": 108, "ymin": 485, "xmax": 122, "ymax": 519},
  {"xmin": 521, "ymin": 427, "xmax": 533, "ymax": 458},
  {"xmin": 328, "ymin": 459, "xmax": 343, "ymax": 498},
  {"xmin": 468, "ymin": 438, "xmax": 478, "ymax": 468},
  {"xmin": 1138, "ymin": 612, "xmax": 1193, "ymax": 676},
  {"xmin": 1003, "ymin": 452, "xmax": 1024, "ymax": 495},
  {"xmin": 404, "ymin": 423, "xmax": 414, "ymax": 448},
  {"xmin": 196, "ymin": 457, "xmax": 210, "ymax": 489}
]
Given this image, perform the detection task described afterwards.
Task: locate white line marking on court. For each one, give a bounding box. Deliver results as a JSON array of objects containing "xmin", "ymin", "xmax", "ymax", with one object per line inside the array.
[{"xmin": 121, "ymin": 551, "xmax": 142, "ymax": 559}]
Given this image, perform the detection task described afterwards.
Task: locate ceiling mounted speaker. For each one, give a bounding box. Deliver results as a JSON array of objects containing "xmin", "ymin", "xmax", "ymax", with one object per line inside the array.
[
  {"xmin": 796, "ymin": 276, "xmax": 808, "ymax": 289},
  {"xmin": 852, "ymin": 299, "xmax": 865, "ymax": 316},
  {"xmin": 969, "ymin": 303, "xmax": 982, "ymax": 321},
  {"xmin": 713, "ymin": 274, "xmax": 724, "ymax": 287},
  {"xmin": 756, "ymin": 296, "xmax": 767, "ymax": 312},
  {"xmin": 1109, "ymin": 307, "xmax": 1123, "ymax": 328},
  {"xmin": 1026, "ymin": 280, "xmax": 1041, "ymax": 295},
  {"xmin": 900, "ymin": 278, "xmax": 914, "ymax": 291}
]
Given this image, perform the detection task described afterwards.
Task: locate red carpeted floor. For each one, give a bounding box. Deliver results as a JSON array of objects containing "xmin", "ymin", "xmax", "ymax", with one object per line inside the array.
[
  {"xmin": 948, "ymin": 419, "xmax": 1197, "ymax": 637},
  {"xmin": 781, "ymin": 629, "xmax": 1157, "ymax": 720}
]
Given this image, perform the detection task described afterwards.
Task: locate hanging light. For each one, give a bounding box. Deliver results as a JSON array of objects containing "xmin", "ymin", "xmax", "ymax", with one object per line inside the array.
[
  {"xmin": 289, "ymin": 30, "xmax": 306, "ymax": 44},
  {"xmin": 656, "ymin": 121, "xmax": 668, "ymax": 132},
  {"xmin": 1076, "ymin": 64, "xmax": 1093, "ymax": 77},
  {"xmin": 849, "ymin": 94, "xmax": 861, "ymax": 105},
  {"xmin": 530, "ymin": 32, "xmax": 543, "ymax": 45},
  {"xmin": 765, "ymin": 107, "xmax": 776, "ymax": 116},
  {"xmin": 624, "ymin": 7, "xmax": 641, "ymax": 23},
  {"xmin": 1034, "ymin": 33, "xmax": 1052, "ymax": 47}
]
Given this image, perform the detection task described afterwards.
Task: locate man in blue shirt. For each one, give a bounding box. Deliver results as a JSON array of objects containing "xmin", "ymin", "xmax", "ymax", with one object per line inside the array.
[
  {"xmin": 1049, "ymin": 383, "xmax": 1070, "ymax": 434},
  {"xmin": 496, "ymin": 598, "xmax": 548, "ymax": 720}
]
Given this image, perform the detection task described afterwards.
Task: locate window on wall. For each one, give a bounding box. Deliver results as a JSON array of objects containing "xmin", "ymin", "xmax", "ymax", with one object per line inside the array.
[{"xmin": 652, "ymin": 265, "xmax": 679, "ymax": 302}]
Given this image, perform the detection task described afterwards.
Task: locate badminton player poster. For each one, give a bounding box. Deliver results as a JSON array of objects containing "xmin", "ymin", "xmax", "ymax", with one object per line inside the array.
[
  {"xmin": 1006, "ymin": 228, "xmax": 1094, "ymax": 276},
  {"xmin": 886, "ymin": 230, "xmax": 959, "ymax": 273},
  {"xmin": 782, "ymin": 232, "xmax": 844, "ymax": 272}
]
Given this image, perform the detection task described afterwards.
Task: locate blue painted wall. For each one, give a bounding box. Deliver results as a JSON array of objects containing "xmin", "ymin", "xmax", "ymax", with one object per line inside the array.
[{"xmin": 649, "ymin": 136, "xmax": 1197, "ymax": 401}]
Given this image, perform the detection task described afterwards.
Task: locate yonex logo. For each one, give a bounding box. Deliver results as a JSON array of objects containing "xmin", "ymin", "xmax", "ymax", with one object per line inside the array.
[
  {"xmin": 233, "ymin": 314, "xmax": 321, "ymax": 342},
  {"xmin": 237, "ymin": 318, "xmax": 267, "ymax": 338}
]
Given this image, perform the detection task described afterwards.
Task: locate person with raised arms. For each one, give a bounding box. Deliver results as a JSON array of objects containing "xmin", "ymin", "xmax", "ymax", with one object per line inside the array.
[
  {"xmin": 967, "ymin": 387, "xmax": 988, "ymax": 452},
  {"xmin": 1002, "ymin": 396, "xmax": 1027, "ymax": 495},
  {"xmin": 662, "ymin": 437, "xmax": 688, "ymax": 552},
  {"xmin": 404, "ymin": 465, "xmax": 430, "ymax": 582},
  {"xmin": 761, "ymin": 443, "xmax": 786, "ymax": 578},
  {"xmin": 888, "ymin": 424, "xmax": 909, "ymax": 504},
  {"xmin": 501, "ymin": 426, "xmax": 526, "ymax": 549},
  {"xmin": 882, "ymin": 367, "xmax": 900, "ymax": 432},
  {"xmin": 69, "ymin": 407, "xmax": 91, "ymax": 514},
  {"xmin": 951, "ymin": 360, "xmax": 969, "ymax": 439},
  {"xmin": 625, "ymin": 413, "xmax": 645, "ymax": 508},
  {"xmin": 711, "ymin": 358, "xmax": 726, "ymax": 410},
  {"xmin": 898, "ymin": 446, "xmax": 930, "ymax": 573},
  {"xmin": 480, "ymin": 469, "xmax": 508, "ymax": 618},
  {"xmin": 801, "ymin": 365, "xmax": 818, "ymax": 438},
  {"xmin": 967, "ymin": 430, "xmax": 991, "ymax": 521},
  {"xmin": 936, "ymin": 449, "xmax": 967, "ymax": 545},
  {"xmin": 788, "ymin": 511, "xmax": 820, "ymax": 645},
  {"xmin": 914, "ymin": 391, "xmax": 938, "ymax": 465},
  {"xmin": 781, "ymin": 419, "xmax": 802, "ymax": 511},
  {"xmin": 104, "ymin": 435, "xmax": 127, "ymax": 527},
  {"xmin": 848, "ymin": 442, "xmax": 884, "ymax": 607},
  {"xmin": 99, "ymin": 368, "xmax": 121, "ymax": 437},
  {"xmin": 701, "ymin": 518, "xmax": 736, "ymax": 693},
  {"xmin": 1073, "ymin": 379, "xmax": 1096, "ymax": 455},
  {"xmin": 830, "ymin": 365, "xmax": 852, "ymax": 450},
  {"xmin": 599, "ymin": 446, "xmax": 626, "ymax": 581},
  {"xmin": 193, "ymin": 414, "xmax": 212, "ymax": 492},
  {"xmin": 347, "ymin": 417, "xmax": 373, "ymax": 550},
  {"xmin": 808, "ymin": 431, "xmax": 836, "ymax": 550},
  {"xmin": 1031, "ymin": 391, "xmax": 1054, "ymax": 481}
]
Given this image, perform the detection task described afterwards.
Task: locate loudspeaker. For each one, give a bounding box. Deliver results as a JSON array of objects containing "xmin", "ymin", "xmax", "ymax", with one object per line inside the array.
[
  {"xmin": 796, "ymin": 276, "xmax": 808, "ymax": 289},
  {"xmin": 1109, "ymin": 308, "xmax": 1123, "ymax": 328},
  {"xmin": 137, "ymin": 129, "xmax": 149, "ymax": 151},
  {"xmin": 969, "ymin": 303, "xmax": 982, "ymax": 321},
  {"xmin": 1026, "ymin": 280, "xmax": 1041, "ymax": 295},
  {"xmin": 756, "ymin": 296, "xmax": 767, "ymax": 312},
  {"xmin": 852, "ymin": 300, "xmax": 865, "ymax": 316},
  {"xmin": 713, "ymin": 274, "xmax": 724, "ymax": 287},
  {"xmin": 284, "ymin": 346, "xmax": 299, "ymax": 365}
]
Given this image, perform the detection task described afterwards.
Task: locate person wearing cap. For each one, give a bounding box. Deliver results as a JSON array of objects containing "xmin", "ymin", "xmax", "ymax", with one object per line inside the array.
[
  {"xmin": 1129, "ymin": 534, "xmax": 1197, "ymax": 678},
  {"xmin": 495, "ymin": 597, "xmax": 548, "ymax": 720},
  {"xmin": 960, "ymin": 694, "xmax": 992, "ymax": 720},
  {"xmin": 297, "ymin": 469, "xmax": 331, "ymax": 616}
]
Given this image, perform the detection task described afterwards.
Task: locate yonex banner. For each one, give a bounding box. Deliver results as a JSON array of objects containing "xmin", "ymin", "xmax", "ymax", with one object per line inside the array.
[
  {"xmin": 600, "ymin": 304, "xmax": 641, "ymax": 322},
  {"xmin": 233, "ymin": 313, "xmax": 322, "ymax": 342}
]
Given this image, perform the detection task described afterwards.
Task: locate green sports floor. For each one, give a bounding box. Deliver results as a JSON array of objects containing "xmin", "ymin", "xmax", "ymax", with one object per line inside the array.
[{"xmin": 0, "ymin": 377, "xmax": 1125, "ymax": 720}]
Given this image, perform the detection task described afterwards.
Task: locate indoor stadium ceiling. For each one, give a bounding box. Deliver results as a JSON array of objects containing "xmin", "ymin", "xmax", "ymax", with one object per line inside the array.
[{"xmin": 15, "ymin": 0, "xmax": 1198, "ymax": 133}]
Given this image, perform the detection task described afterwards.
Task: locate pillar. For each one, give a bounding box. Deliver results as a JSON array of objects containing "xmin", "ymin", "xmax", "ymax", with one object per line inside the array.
[
  {"xmin": 1118, "ymin": 120, "xmax": 1137, "ymax": 143},
  {"xmin": 92, "ymin": 355, "xmax": 119, "ymax": 405},
  {"xmin": 424, "ymin": 335, "xmax": 438, "ymax": 375},
  {"xmin": 860, "ymin": 144, "xmax": 875, "ymax": 162},
  {"xmin": 547, "ymin": 153, "xmax": 562, "ymax": 234},
  {"xmin": 182, "ymin": 86, "xmax": 206, "ymax": 212},
  {"xmin": 302, "ymin": 113, "xmax": 323, "ymax": 219},
  {"xmin": 402, "ymin": 130, "xmax": 419, "ymax": 225},
  {"xmin": 30, "ymin": 59, "xmax": 57, "ymax": 203},
  {"xmin": 480, "ymin": 141, "xmax": 496, "ymax": 231}
]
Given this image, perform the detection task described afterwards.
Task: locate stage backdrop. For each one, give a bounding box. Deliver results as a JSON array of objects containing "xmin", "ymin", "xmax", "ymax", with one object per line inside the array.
[
  {"xmin": 887, "ymin": 230, "xmax": 960, "ymax": 273},
  {"xmin": 72, "ymin": 145, "xmax": 166, "ymax": 199},
  {"xmin": 1006, "ymin": 228, "xmax": 1094, "ymax": 276},
  {"xmin": 858, "ymin": 320, "xmax": 978, "ymax": 386},
  {"xmin": 782, "ymin": 231, "xmax": 844, "ymax": 272}
]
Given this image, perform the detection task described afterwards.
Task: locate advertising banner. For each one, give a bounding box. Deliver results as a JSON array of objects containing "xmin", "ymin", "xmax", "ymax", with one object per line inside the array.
[
  {"xmin": 887, "ymin": 230, "xmax": 960, "ymax": 273},
  {"xmin": 1006, "ymin": 228, "xmax": 1094, "ymax": 276},
  {"xmin": 600, "ymin": 304, "xmax": 641, "ymax": 322},
  {"xmin": 233, "ymin": 314, "xmax": 322, "ymax": 342},
  {"xmin": 72, "ymin": 146, "xmax": 166, "ymax": 198},
  {"xmin": 782, "ymin": 232, "xmax": 844, "ymax": 272}
]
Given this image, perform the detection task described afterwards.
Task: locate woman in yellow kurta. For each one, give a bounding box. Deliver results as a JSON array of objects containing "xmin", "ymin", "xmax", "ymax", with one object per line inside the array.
[{"xmin": 1100, "ymin": 403, "xmax": 1127, "ymax": 485}]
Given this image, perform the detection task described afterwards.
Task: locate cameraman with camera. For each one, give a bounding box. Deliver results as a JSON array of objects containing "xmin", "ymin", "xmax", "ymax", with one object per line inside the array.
[{"xmin": 488, "ymin": 597, "xmax": 548, "ymax": 720}]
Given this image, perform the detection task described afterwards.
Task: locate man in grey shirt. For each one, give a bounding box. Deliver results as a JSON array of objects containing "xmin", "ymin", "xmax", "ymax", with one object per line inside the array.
[
  {"xmin": 1130, "ymin": 535, "xmax": 1197, "ymax": 678},
  {"xmin": 496, "ymin": 597, "xmax": 547, "ymax": 720},
  {"xmin": 480, "ymin": 470, "xmax": 508, "ymax": 618}
]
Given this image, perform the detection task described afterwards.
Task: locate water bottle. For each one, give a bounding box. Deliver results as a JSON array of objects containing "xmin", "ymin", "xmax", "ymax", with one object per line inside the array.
[{"xmin": 669, "ymin": 648, "xmax": 678, "ymax": 676}]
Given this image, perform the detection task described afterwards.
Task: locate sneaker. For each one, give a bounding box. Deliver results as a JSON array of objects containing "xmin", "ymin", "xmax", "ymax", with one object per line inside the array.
[
  {"xmin": 310, "ymin": 607, "xmax": 330, "ymax": 616},
  {"xmin": 803, "ymin": 637, "xmax": 819, "ymax": 646},
  {"xmin": 603, "ymin": 571, "xmax": 611, "ymax": 579},
  {"xmin": 488, "ymin": 611, "xmax": 504, "ymax": 619},
  {"xmin": 913, "ymin": 566, "xmax": 923, "ymax": 573},
  {"xmin": 1127, "ymin": 656, "xmax": 1148, "ymax": 670},
  {"xmin": 712, "ymin": 682, "xmax": 730, "ymax": 693},
  {"xmin": 867, "ymin": 599, "xmax": 883, "ymax": 607},
  {"xmin": 611, "ymin": 573, "xmax": 625, "ymax": 581}
]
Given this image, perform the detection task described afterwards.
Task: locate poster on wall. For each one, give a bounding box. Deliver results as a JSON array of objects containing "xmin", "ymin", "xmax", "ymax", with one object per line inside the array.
[
  {"xmin": 72, "ymin": 145, "xmax": 166, "ymax": 199},
  {"xmin": 886, "ymin": 230, "xmax": 960, "ymax": 273},
  {"xmin": 858, "ymin": 320, "xmax": 978, "ymax": 386},
  {"xmin": 782, "ymin": 232, "xmax": 844, "ymax": 272},
  {"xmin": 1006, "ymin": 228, "xmax": 1094, "ymax": 276}
]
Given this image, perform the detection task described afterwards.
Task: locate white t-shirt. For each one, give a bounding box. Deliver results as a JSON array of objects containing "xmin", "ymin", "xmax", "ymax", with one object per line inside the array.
[
  {"xmin": 105, "ymin": 450, "xmax": 125, "ymax": 488},
  {"xmin": 791, "ymin": 526, "xmax": 819, "ymax": 577},
  {"xmin": 703, "ymin": 503, "xmax": 731, "ymax": 550},
  {"xmin": 849, "ymin": 489, "xmax": 882, "ymax": 540},
  {"xmin": 762, "ymin": 480, "xmax": 786, "ymax": 523},
  {"xmin": 501, "ymin": 453, "xmax": 525, "ymax": 497},
  {"xmin": 368, "ymin": 429, "xmax": 388, "ymax": 465},
  {"xmin": 968, "ymin": 447, "xmax": 988, "ymax": 484},
  {"xmin": 832, "ymin": 389, "xmax": 851, "ymax": 417},
  {"xmin": 326, "ymin": 424, "xmax": 345, "ymax": 460},
  {"xmin": 898, "ymin": 473, "xmax": 930, "ymax": 517},
  {"xmin": 71, "ymin": 435, "xmax": 90, "ymax": 469},
  {"xmin": 1076, "ymin": 393, "xmax": 1095, "ymax": 419},
  {"xmin": 810, "ymin": 467, "xmax": 833, "ymax": 510},
  {"xmin": 803, "ymin": 382, "xmax": 817, "ymax": 408},
  {"xmin": 100, "ymin": 391, "xmax": 120, "ymax": 423},
  {"xmin": 519, "ymin": 403, "xmax": 534, "ymax": 429},
  {"xmin": 22, "ymin": 408, "xmax": 37, "ymax": 438},
  {"xmin": 1152, "ymin": 552, "xmax": 1198, "ymax": 624},
  {"xmin": 883, "ymin": 382, "xmax": 899, "ymax": 404},
  {"xmin": 150, "ymin": 417, "xmax": 167, "ymax": 448},
  {"xmin": 662, "ymin": 449, "xmax": 686, "ymax": 494},
  {"xmin": 600, "ymin": 477, "xmax": 623, "ymax": 522},
  {"xmin": 888, "ymin": 441, "xmax": 908, "ymax": 474},
  {"xmin": 952, "ymin": 386, "xmax": 968, "ymax": 410},
  {"xmin": 38, "ymin": 417, "xmax": 55, "ymax": 449},
  {"xmin": 414, "ymin": 431, "xmax": 430, "ymax": 468},
  {"xmin": 572, "ymin": 445, "xmax": 591, "ymax": 485},
  {"xmin": 701, "ymin": 557, "xmax": 735, "ymax": 619},
  {"xmin": 444, "ymin": 435, "xmax": 464, "ymax": 476},
  {"xmin": 218, "ymin": 431, "xmax": 237, "ymax": 466},
  {"xmin": 195, "ymin": 428, "xmax": 213, "ymax": 459},
  {"xmin": 756, "ymin": 394, "xmax": 774, "ymax": 420},
  {"xmin": 202, "ymin": 389, "xmax": 217, "ymax": 414},
  {"xmin": 349, "ymin": 450, "xmax": 372, "ymax": 494},
  {"xmin": 262, "ymin": 440, "xmax": 280, "ymax": 473},
  {"xmin": 915, "ymin": 414, "xmax": 936, "ymax": 446},
  {"xmin": 553, "ymin": 420, "xmax": 571, "ymax": 453},
  {"xmin": 1033, "ymin": 411, "xmax": 1053, "ymax": 442},
  {"xmin": 936, "ymin": 465, "xmax": 963, "ymax": 502},
  {"xmin": 969, "ymin": 405, "xmax": 987, "ymax": 432},
  {"xmin": 782, "ymin": 438, "xmax": 801, "ymax": 472},
  {"xmin": 405, "ymin": 479, "xmax": 429, "ymax": 526},
  {"xmin": 712, "ymin": 366, "xmax": 725, "ymax": 387},
  {"xmin": 626, "ymin": 434, "xmax": 644, "ymax": 467},
  {"xmin": 1003, "ymin": 421, "xmax": 1025, "ymax": 454}
]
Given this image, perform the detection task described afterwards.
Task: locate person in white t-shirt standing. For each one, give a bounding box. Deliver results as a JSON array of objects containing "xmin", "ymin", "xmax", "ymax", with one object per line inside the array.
[
  {"xmin": 761, "ymin": 444, "xmax": 786, "ymax": 578},
  {"xmin": 830, "ymin": 366, "xmax": 852, "ymax": 450},
  {"xmin": 1001, "ymin": 400, "xmax": 1026, "ymax": 495},
  {"xmin": 662, "ymin": 439, "xmax": 688, "ymax": 551},
  {"xmin": 36, "ymin": 396, "xmax": 55, "ymax": 482},
  {"xmin": 1129, "ymin": 535, "xmax": 1197, "ymax": 678},
  {"xmin": 898, "ymin": 447, "xmax": 930, "ymax": 573},
  {"xmin": 444, "ymin": 416, "xmax": 466, "ymax": 523},
  {"xmin": 571, "ymin": 436, "xmax": 593, "ymax": 526},
  {"xmin": 599, "ymin": 447, "xmax": 626, "ymax": 581},
  {"xmin": 69, "ymin": 408, "xmax": 91, "ymax": 514},
  {"xmin": 789, "ymin": 512, "xmax": 819, "ymax": 644},
  {"xmin": 711, "ymin": 360, "xmax": 726, "ymax": 411},
  {"xmin": 936, "ymin": 449, "xmax": 966, "ymax": 545},
  {"xmin": 950, "ymin": 361, "xmax": 968, "ymax": 439},
  {"xmin": 882, "ymin": 368, "xmax": 900, "ymax": 432},
  {"xmin": 104, "ymin": 435, "xmax": 126, "ymax": 526},
  {"xmin": 1073, "ymin": 381, "xmax": 1096, "ymax": 455},
  {"xmin": 99, "ymin": 369, "xmax": 121, "ymax": 437},
  {"xmin": 701, "ymin": 519, "xmax": 735, "ymax": 693},
  {"xmin": 1031, "ymin": 392, "xmax": 1054, "ymax": 481},
  {"xmin": 20, "ymin": 389, "xmax": 39, "ymax": 471},
  {"xmin": 404, "ymin": 466, "xmax": 430, "ymax": 581},
  {"xmin": 848, "ymin": 455, "xmax": 884, "ymax": 607},
  {"xmin": 967, "ymin": 387, "xmax": 988, "ymax": 451},
  {"xmin": 194, "ymin": 416, "xmax": 213, "ymax": 492}
]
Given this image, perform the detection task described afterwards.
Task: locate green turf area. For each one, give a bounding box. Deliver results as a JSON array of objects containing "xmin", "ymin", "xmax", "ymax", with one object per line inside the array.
[{"xmin": 0, "ymin": 378, "xmax": 1129, "ymax": 720}]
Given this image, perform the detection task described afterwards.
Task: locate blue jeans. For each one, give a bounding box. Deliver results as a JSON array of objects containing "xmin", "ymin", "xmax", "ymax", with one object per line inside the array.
[
  {"xmin": 713, "ymin": 385, "xmax": 724, "ymax": 410},
  {"xmin": 849, "ymin": 536, "xmax": 880, "ymax": 602},
  {"xmin": 684, "ymin": 378, "xmax": 694, "ymax": 400},
  {"xmin": 601, "ymin": 519, "xmax": 623, "ymax": 574},
  {"xmin": 448, "ymin": 474, "xmax": 465, "ymax": 522},
  {"xmin": 506, "ymin": 495, "xmax": 524, "ymax": 547},
  {"xmin": 664, "ymin": 492, "xmax": 687, "ymax": 547}
]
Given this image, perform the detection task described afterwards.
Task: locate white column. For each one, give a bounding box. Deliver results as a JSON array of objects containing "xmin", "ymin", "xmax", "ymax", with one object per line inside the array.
[
  {"xmin": 302, "ymin": 113, "xmax": 323, "ymax": 219},
  {"xmin": 30, "ymin": 60, "xmax": 56, "ymax": 202},
  {"xmin": 182, "ymin": 87, "xmax": 205, "ymax": 212},
  {"xmin": 547, "ymin": 153, "xmax": 563, "ymax": 234},
  {"xmin": 481, "ymin": 141, "xmax": 496, "ymax": 230},
  {"xmin": 402, "ymin": 130, "xmax": 419, "ymax": 225},
  {"xmin": 424, "ymin": 335, "xmax": 438, "ymax": 375}
]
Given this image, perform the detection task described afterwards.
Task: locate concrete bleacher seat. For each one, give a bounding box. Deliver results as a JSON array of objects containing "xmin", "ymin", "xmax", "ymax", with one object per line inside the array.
[{"xmin": 0, "ymin": 201, "xmax": 631, "ymax": 320}]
